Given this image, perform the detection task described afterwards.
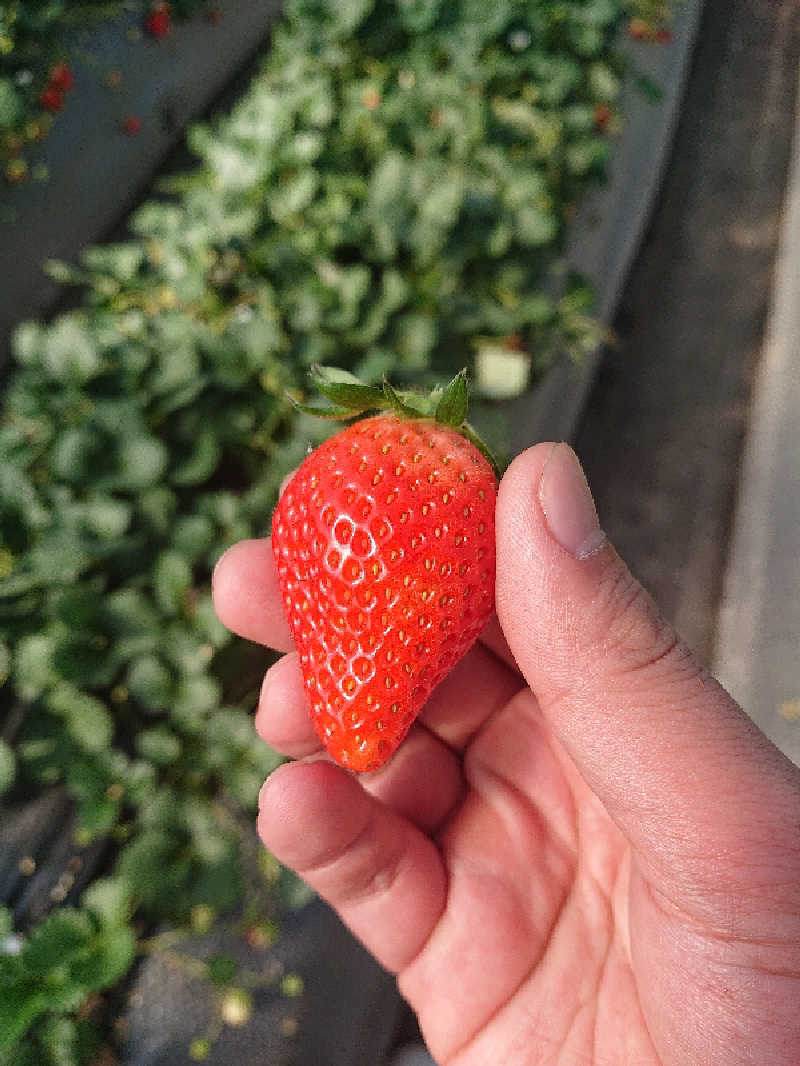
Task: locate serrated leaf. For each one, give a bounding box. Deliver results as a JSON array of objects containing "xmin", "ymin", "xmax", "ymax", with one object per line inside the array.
[
  {"xmin": 308, "ymin": 365, "xmax": 386, "ymax": 411},
  {"xmin": 435, "ymin": 369, "xmax": 469, "ymax": 427}
]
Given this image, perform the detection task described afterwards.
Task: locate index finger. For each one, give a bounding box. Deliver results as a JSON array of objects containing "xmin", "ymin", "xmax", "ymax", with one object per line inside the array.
[{"xmin": 212, "ymin": 538, "xmax": 294, "ymax": 652}]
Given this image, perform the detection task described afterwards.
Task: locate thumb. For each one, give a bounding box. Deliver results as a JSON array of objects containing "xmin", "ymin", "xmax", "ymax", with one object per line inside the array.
[{"xmin": 496, "ymin": 442, "xmax": 800, "ymax": 895}]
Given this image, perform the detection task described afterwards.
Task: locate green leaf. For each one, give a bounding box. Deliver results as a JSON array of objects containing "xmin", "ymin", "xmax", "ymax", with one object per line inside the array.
[
  {"xmin": 435, "ymin": 369, "xmax": 469, "ymax": 427},
  {"xmin": 153, "ymin": 551, "xmax": 193, "ymax": 616},
  {"xmin": 0, "ymin": 739, "xmax": 16, "ymax": 795},
  {"xmin": 13, "ymin": 634, "xmax": 55, "ymax": 701},
  {"xmin": 41, "ymin": 317, "xmax": 101, "ymax": 384},
  {"xmin": 114, "ymin": 436, "xmax": 169, "ymax": 490},
  {"xmin": 69, "ymin": 925, "xmax": 136, "ymax": 993},
  {"xmin": 126, "ymin": 655, "xmax": 174, "ymax": 710},
  {"xmin": 82, "ymin": 496, "xmax": 132, "ymax": 539},
  {"xmin": 290, "ymin": 400, "xmax": 355, "ymax": 419},
  {"xmin": 0, "ymin": 977, "xmax": 47, "ymax": 1055},
  {"xmin": 173, "ymin": 676, "xmax": 222, "ymax": 720},
  {"xmin": 172, "ymin": 515, "xmax": 215, "ymax": 561},
  {"xmin": 171, "ymin": 430, "xmax": 221, "ymax": 487},
  {"xmin": 207, "ymin": 953, "xmax": 238, "ymax": 986},
  {"xmin": 308, "ymin": 365, "xmax": 386, "ymax": 411},
  {"xmin": 47, "ymin": 686, "xmax": 114, "ymax": 754},
  {"xmin": 0, "ymin": 79, "xmax": 22, "ymax": 129},
  {"xmin": 38, "ymin": 1016, "xmax": 82, "ymax": 1066},
  {"xmin": 190, "ymin": 593, "xmax": 231, "ymax": 647},
  {"xmin": 82, "ymin": 878, "xmax": 132, "ymax": 929},
  {"xmin": 137, "ymin": 727, "xmax": 182, "ymax": 765},
  {"xmin": 22, "ymin": 910, "xmax": 93, "ymax": 978}
]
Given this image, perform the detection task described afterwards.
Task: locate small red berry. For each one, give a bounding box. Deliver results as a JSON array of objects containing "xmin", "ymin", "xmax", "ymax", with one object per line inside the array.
[
  {"xmin": 362, "ymin": 88, "xmax": 381, "ymax": 111},
  {"xmin": 39, "ymin": 86, "xmax": 65, "ymax": 113},
  {"xmin": 627, "ymin": 18, "xmax": 649, "ymax": 40},
  {"xmin": 271, "ymin": 368, "xmax": 498, "ymax": 773},
  {"xmin": 207, "ymin": 8, "xmax": 223, "ymax": 24},
  {"xmin": 593, "ymin": 103, "xmax": 612, "ymax": 129},
  {"xmin": 655, "ymin": 27, "xmax": 673, "ymax": 44},
  {"xmin": 145, "ymin": 3, "xmax": 171, "ymax": 39},
  {"xmin": 121, "ymin": 114, "xmax": 143, "ymax": 134},
  {"xmin": 48, "ymin": 63, "xmax": 75, "ymax": 93}
]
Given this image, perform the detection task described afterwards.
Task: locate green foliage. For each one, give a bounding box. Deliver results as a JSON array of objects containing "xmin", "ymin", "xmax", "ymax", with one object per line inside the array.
[
  {"xmin": 0, "ymin": 0, "xmax": 682, "ymax": 1057},
  {"xmin": 0, "ymin": 887, "xmax": 134, "ymax": 1061}
]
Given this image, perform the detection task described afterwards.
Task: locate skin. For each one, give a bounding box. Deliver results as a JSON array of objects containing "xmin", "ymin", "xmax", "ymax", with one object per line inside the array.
[{"xmin": 212, "ymin": 442, "xmax": 800, "ymax": 1066}]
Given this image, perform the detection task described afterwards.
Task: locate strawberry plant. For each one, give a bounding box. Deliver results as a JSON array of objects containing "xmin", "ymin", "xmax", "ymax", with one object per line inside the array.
[{"xmin": 0, "ymin": 0, "xmax": 685, "ymax": 1059}]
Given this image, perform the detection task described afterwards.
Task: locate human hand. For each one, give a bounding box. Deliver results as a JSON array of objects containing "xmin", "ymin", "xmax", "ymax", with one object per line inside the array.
[{"xmin": 212, "ymin": 442, "xmax": 800, "ymax": 1065}]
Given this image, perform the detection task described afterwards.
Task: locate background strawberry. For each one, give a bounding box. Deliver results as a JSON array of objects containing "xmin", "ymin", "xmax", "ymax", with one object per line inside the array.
[
  {"xmin": 47, "ymin": 63, "xmax": 75, "ymax": 93},
  {"xmin": 271, "ymin": 367, "xmax": 498, "ymax": 772},
  {"xmin": 145, "ymin": 2, "xmax": 172, "ymax": 39}
]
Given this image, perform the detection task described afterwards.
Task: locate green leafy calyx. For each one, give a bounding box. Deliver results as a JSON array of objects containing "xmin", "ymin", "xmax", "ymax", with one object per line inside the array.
[{"xmin": 293, "ymin": 366, "xmax": 497, "ymax": 472}]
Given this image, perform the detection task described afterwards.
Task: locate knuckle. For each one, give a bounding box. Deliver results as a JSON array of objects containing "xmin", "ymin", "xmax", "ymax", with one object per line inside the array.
[{"xmin": 591, "ymin": 555, "xmax": 697, "ymax": 684}]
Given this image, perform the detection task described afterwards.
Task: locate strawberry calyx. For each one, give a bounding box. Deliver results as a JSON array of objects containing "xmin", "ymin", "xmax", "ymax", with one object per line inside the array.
[{"xmin": 293, "ymin": 365, "xmax": 499, "ymax": 474}]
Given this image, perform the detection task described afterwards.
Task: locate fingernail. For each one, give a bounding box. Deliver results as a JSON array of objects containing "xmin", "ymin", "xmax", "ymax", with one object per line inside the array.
[{"xmin": 538, "ymin": 443, "xmax": 607, "ymax": 559}]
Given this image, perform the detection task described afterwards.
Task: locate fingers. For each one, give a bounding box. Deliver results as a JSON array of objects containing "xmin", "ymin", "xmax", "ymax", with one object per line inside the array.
[
  {"xmin": 257, "ymin": 760, "xmax": 447, "ymax": 974},
  {"xmin": 212, "ymin": 538, "xmax": 293, "ymax": 652},
  {"xmin": 495, "ymin": 442, "xmax": 800, "ymax": 899},
  {"xmin": 254, "ymin": 646, "xmax": 504, "ymax": 833},
  {"xmin": 255, "ymin": 653, "xmax": 320, "ymax": 758}
]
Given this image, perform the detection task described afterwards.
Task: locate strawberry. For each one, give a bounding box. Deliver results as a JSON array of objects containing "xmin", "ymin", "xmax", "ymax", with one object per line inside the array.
[
  {"xmin": 593, "ymin": 103, "xmax": 612, "ymax": 129},
  {"xmin": 121, "ymin": 114, "xmax": 143, "ymax": 134},
  {"xmin": 271, "ymin": 367, "xmax": 498, "ymax": 772},
  {"xmin": 627, "ymin": 17, "xmax": 649, "ymax": 40},
  {"xmin": 145, "ymin": 2, "xmax": 171, "ymax": 39},
  {"xmin": 48, "ymin": 63, "xmax": 75, "ymax": 93},
  {"xmin": 39, "ymin": 86, "xmax": 65, "ymax": 113}
]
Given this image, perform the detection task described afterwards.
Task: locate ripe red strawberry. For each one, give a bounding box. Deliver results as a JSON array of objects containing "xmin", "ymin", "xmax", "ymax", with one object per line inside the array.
[
  {"xmin": 593, "ymin": 103, "xmax": 612, "ymax": 129},
  {"xmin": 48, "ymin": 63, "xmax": 75, "ymax": 93},
  {"xmin": 271, "ymin": 367, "xmax": 498, "ymax": 772},
  {"xmin": 145, "ymin": 2, "xmax": 171, "ymax": 39},
  {"xmin": 627, "ymin": 17, "xmax": 649, "ymax": 40},
  {"xmin": 39, "ymin": 86, "xmax": 65, "ymax": 113},
  {"xmin": 121, "ymin": 114, "xmax": 143, "ymax": 134}
]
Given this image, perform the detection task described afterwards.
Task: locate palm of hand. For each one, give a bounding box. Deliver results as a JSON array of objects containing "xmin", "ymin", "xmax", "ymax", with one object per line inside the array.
[
  {"xmin": 402, "ymin": 684, "xmax": 659, "ymax": 1066},
  {"xmin": 255, "ymin": 637, "xmax": 713, "ymax": 1066}
]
